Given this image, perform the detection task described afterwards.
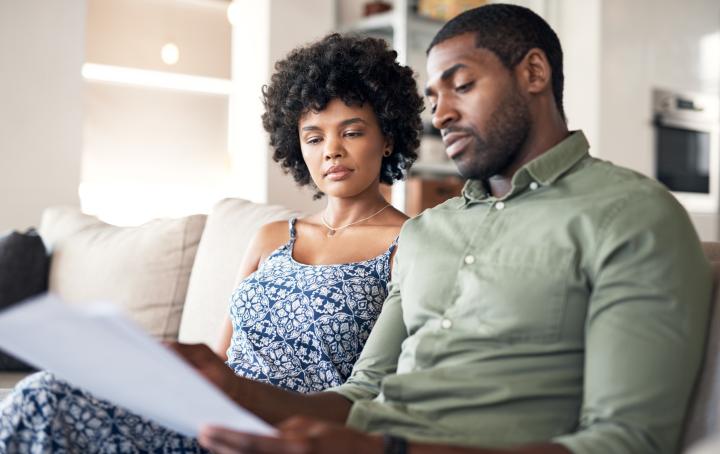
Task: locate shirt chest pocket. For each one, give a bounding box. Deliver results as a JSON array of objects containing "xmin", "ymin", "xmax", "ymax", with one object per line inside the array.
[{"xmin": 452, "ymin": 246, "xmax": 574, "ymax": 343}]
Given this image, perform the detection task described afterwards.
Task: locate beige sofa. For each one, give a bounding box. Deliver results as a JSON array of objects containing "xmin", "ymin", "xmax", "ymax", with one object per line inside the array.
[
  {"xmin": 0, "ymin": 198, "xmax": 298, "ymax": 390},
  {"xmin": 1, "ymin": 198, "xmax": 719, "ymax": 452}
]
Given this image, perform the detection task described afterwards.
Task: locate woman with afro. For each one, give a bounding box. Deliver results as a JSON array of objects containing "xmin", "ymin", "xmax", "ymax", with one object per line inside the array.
[{"xmin": 0, "ymin": 33, "xmax": 423, "ymax": 452}]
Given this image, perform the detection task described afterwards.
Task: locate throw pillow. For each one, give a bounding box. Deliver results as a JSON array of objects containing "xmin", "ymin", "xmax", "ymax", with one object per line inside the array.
[
  {"xmin": 39, "ymin": 207, "xmax": 206, "ymax": 340},
  {"xmin": 0, "ymin": 229, "xmax": 48, "ymax": 371}
]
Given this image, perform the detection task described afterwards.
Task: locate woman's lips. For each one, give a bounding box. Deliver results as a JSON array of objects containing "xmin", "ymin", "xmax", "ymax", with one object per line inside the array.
[
  {"xmin": 325, "ymin": 168, "xmax": 353, "ymax": 181},
  {"xmin": 444, "ymin": 134, "xmax": 472, "ymax": 159}
]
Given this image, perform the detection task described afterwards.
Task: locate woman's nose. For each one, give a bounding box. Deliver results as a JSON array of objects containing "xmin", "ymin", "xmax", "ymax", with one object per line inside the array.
[{"xmin": 324, "ymin": 138, "xmax": 345, "ymax": 160}]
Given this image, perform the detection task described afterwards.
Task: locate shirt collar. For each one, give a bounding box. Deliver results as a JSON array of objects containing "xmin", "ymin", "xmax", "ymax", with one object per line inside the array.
[{"xmin": 462, "ymin": 130, "xmax": 590, "ymax": 204}]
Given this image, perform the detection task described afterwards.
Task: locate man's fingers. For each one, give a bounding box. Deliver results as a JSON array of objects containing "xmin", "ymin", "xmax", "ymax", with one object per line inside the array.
[
  {"xmin": 277, "ymin": 416, "xmax": 316, "ymax": 431},
  {"xmin": 200, "ymin": 426, "xmax": 309, "ymax": 454},
  {"xmin": 278, "ymin": 416, "xmax": 329, "ymax": 438}
]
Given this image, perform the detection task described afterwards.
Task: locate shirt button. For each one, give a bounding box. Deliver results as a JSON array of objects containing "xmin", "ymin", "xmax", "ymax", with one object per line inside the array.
[
  {"xmin": 495, "ymin": 202, "xmax": 505, "ymax": 210},
  {"xmin": 441, "ymin": 318, "xmax": 453, "ymax": 329},
  {"xmin": 464, "ymin": 255, "xmax": 475, "ymax": 265},
  {"xmin": 529, "ymin": 182, "xmax": 539, "ymax": 190}
]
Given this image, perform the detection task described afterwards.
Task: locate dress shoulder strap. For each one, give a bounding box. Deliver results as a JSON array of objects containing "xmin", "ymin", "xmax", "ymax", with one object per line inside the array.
[
  {"xmin": 388, "ymin": 235, "xmax": 399, "ymax": 255},
  {"xmin": 288, "ymin": 217, "xmax": 297, "ymax": 241}
]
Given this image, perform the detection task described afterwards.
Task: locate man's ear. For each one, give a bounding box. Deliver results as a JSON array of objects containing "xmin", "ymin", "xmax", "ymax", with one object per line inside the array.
[{"xmin": 516, "ymin": 48, "xmax": 552, "ymax": 95}]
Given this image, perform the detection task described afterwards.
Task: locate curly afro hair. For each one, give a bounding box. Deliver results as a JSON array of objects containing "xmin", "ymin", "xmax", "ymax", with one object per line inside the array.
[{"xmin": 262, "ymin": 33, "xmax": 424, "ymax": 194}]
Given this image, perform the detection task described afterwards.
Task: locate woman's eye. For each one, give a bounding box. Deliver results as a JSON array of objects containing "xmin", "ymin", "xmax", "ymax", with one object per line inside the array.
[
  {"xmin": 344, "ymin": 130, "xmax": 363, "ymax": 138},
  {"xmin": 306, "ymin": 137, "xmax": 322, "ymax": 145},
  {"xmin": 430, "ymin": 104, "xmax": 437, "ymax": 114}
]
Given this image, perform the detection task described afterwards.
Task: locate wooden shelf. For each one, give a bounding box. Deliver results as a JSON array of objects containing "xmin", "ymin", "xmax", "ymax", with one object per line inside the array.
[{"xmin": 338, "ymin": 11, "xmax": 443, "ymax": 37}]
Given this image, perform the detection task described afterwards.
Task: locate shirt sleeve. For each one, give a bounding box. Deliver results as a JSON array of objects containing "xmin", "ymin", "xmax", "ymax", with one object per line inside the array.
[
  {"xmin": 327, "ymin": 257, "xmax": 408, "ymax": 403},
  {"xmin": 554, "ymin": 189, "xmax": 713, "ymax": 454}
]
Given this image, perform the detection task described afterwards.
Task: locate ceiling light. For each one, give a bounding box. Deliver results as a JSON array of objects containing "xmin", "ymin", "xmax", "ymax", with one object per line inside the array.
[{"xmin": 161, "ymin": 42, "xmax": 180, "ymax": 65}]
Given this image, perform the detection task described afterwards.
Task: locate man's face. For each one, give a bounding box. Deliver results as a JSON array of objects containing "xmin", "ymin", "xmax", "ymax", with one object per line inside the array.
[{"xmin": 425, "ymin": 33, "xmax": 531, "ymax": 180}]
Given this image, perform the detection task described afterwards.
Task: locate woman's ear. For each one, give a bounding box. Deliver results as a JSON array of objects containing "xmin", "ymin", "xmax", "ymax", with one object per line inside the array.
[
  {"xmin": 516, "ymin": 48, "xmax": 552, "ymax": 95},
  {"xmin": 382, "ymin": 138, "xmax": 394, "ymax": 157}
]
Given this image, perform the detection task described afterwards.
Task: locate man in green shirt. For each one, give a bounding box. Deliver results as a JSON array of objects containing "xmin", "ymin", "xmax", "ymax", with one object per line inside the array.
[{"xmin": 175, "ymin": 4, "xmax": 712, "ymax": 454}]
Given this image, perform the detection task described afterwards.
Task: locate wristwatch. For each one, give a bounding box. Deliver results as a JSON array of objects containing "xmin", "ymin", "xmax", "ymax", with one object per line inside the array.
[{"xmin": 383, "ymin": 434, "xmax": 408, "ymax": 454}]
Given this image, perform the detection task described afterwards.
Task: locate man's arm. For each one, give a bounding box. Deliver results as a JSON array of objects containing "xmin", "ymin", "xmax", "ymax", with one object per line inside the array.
[
  {"xmin": 553, "ymin": 189, "xmax": 713, "ymax": 454},
  {"xmin": 170, "ymin": 342, "xmax": 353, "ymax": 425},
  {"xmin": 197, "ymin": 417, "xmax": 573, "ymax": 454}
]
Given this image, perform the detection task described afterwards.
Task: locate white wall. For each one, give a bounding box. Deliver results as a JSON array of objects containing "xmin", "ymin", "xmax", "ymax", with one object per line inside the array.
[
  {"xmin": 229, "ymin": 0, "xmax": 334, "ymax": 214},
  {"xmin": 0, "ymin": 0, "xmax": 85, "ymax": 231},
  {"xmin": 548, "ymin": 0, "xmax": 601, "ymax": 155},
  {"xmin": 600, "ymin": 0, "xmax": 720, "ymax": 176},
  {"xmin": 86, "ymin": 0, "xmax": 231, "ymax": 79}
]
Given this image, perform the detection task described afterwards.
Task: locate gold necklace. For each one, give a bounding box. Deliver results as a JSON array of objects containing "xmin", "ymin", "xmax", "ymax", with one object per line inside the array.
[{"xmin": 321, "ymin": 204, "xmax": 391, "ymax": 237}]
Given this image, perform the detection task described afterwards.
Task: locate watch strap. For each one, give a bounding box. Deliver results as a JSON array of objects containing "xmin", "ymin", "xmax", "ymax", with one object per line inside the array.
[{"xmin": 383, "ymin": 434, "xmax": 408, "ymax": 454}]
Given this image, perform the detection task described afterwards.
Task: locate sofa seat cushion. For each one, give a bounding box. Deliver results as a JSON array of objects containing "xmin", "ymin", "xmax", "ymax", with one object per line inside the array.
[
  {"xmin": 178, "ymin": 198, "xmax": 299, "ymax": 347},
  {"xmin": 39, "ymin": 207, "xmax": 206, "ymax": 340}
]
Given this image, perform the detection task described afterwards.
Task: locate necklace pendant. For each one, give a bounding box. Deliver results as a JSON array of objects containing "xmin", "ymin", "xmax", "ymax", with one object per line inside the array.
[{"xmin": 327, "ymin": 229, "xmax": 336, "ymax": 237}]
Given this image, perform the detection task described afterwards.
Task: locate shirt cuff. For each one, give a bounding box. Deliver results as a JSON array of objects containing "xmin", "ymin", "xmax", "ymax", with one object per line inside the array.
[{"xmin": 324, "ymin": 381, "xmax": 378, "ymax": 403}]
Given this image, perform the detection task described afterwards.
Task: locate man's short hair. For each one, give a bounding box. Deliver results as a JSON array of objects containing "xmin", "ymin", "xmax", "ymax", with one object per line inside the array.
[{"xmin": 428, "ymin": 4, "xmax": 565, "ymax": 121}]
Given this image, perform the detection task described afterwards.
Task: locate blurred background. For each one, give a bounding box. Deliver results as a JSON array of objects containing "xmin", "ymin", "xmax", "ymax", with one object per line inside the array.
[{"xmin": 0, "ymin": 0, "xmax": 718, "ymax": 237}]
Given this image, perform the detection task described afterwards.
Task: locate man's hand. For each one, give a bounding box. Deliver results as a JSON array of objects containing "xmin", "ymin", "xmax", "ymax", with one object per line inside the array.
[
  {"xmin": 167, "ymin": 342, "xmax": 241, "ymax": 401},
  {"xmin": 198, "ymin": 416, "xmax": 383, "ymax": 454}
]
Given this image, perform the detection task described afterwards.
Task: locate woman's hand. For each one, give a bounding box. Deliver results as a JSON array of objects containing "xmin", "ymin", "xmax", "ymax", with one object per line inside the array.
[{"xmin": 198, "ymin": 416, "xmax": 383, "ymax": 454}]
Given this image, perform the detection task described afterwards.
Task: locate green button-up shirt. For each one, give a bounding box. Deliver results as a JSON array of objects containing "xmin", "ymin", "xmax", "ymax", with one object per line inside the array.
[{"xmin": 330, "ymin": 131, "xmax": 712, "ymax": 454}]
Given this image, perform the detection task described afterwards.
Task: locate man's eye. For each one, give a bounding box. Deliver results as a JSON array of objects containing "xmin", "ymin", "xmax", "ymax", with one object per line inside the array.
[{"xmin": 456, "ymin": 82, "xmax": 474, "ymax": 93}]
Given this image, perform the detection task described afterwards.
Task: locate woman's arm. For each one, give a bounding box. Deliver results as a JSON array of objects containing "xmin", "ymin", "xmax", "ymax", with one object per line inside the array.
[
  {"xmin": 214, "ymin": 317, "xmax": 233, "ymax": 360},
  {"xmin": 213, "ymin": 220, "xmax": 290, "ymax": 359}
]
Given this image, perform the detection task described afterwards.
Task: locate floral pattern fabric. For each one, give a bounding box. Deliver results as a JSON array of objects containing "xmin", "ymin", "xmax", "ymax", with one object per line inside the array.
[
  {"xmin": 0, "ymin": 218, "xmax": 395, "ymax": 452},
  {"xmin": 227, "ymin": 218, "xmax": 395, "ymax": 392}
]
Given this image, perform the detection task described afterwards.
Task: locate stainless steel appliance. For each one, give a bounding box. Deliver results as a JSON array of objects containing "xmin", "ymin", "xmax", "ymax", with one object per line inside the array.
[{"xmin": 653, "ymin": 88, "xmax": 719, "ymax": 213}]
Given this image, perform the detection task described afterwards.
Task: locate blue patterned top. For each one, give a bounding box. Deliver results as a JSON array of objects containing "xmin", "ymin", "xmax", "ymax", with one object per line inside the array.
[{"xmin": 226, "ymin": 218, "xmax": 397, "ymax": 393}]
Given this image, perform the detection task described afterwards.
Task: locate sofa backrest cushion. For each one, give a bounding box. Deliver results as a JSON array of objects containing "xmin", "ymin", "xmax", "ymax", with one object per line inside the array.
[
  {"xmin": 178, "ymin": 198, "xmax": 299, "ymax": 347},
  {"xmin": 39, "ymin": 207, "xmax": 206, "ymax": 340},
  {"xmin": 682, "ymin": 242, "xmax": 720, "ymax": 449}
]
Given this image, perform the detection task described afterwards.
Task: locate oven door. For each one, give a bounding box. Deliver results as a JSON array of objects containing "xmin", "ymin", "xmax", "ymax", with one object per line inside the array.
[{"xmin": 655, "ymin": 116, "xmax": 719, "ymax": 213}]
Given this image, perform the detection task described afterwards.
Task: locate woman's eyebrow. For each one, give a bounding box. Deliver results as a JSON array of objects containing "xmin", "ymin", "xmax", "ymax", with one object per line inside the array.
[
  {"xmin": 338, "ymin": 117, "xmax": 366, "ymax": 127},
  {"xmin": 301, "ymin": 117, "xmax": 366, "ymax": 132}
]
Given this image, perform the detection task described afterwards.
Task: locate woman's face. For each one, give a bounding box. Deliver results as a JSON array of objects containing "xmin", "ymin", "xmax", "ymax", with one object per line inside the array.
[{"xmin": 298, "ymin": 98, "xmax": 389, "ymax": 199}]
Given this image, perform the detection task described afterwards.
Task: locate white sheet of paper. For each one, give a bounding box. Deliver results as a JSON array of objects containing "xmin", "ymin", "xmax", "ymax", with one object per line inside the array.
[{"xmin": 0, "ymin": 294, "xmax": 276, "ymax": 438}]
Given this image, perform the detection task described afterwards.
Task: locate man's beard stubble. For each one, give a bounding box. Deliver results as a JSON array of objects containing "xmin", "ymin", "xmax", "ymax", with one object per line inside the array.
[{"xmin": 454, "ymin": 88, "xmax": 531, "ymax": 181}]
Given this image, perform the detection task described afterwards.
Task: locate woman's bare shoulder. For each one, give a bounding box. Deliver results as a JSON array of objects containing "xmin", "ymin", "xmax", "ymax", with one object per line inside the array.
[
  {"xmin": 385, "ymin": 207, "xmax": 409, "ymax": 229},
  {"xmin": 250, "ymin": 220, "xmax": 292, "ymax": 258}
]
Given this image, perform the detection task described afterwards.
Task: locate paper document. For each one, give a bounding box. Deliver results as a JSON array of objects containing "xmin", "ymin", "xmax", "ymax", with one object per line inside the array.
[{"xmin": 0, "ymin": 294, "xmax": 276, "ymax": 438}]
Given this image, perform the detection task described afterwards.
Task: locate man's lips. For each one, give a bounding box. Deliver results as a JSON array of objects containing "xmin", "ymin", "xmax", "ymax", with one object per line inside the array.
[
  {"xmin": 442, "ymin": 132, "xmax": 473, "ymax": 159},
  {"xmin": 324, "ymin": 165, "xmax": 353, "ymax": 181}
]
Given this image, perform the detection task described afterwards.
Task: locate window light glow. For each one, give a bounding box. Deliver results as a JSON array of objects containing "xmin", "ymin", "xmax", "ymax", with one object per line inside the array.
[
  {"xmin": 226, "ymin": 2, "xmax": 240, "ymax": 26},
  {"xmin": 81, "ymin": 63, "xmax": 232, "ymax": 95},
  {"xmin": 78, "ymin": 181, "xmax": 238, "ymax": 226}
]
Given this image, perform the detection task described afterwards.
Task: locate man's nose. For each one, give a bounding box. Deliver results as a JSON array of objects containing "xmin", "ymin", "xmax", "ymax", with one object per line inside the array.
[{"xmin": 432, "ymin": 97, "xmax": 459, "ymax": 130}]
